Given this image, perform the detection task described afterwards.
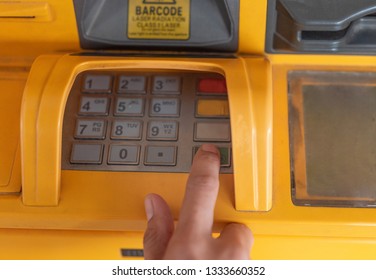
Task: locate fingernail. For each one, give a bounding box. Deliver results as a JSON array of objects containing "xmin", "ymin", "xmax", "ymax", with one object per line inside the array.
[
  {"xmin": 144, "ymin": 195, "xmax": 154, "ymax": 222},
  {"xmin": 201, "ymin": 144, "xmax": 219, "ymax": 155}
]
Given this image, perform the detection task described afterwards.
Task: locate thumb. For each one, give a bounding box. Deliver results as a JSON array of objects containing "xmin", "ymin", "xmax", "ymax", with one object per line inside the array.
[
  {"xmin": 217, "ymin": 223, "xmax": 253, "ymax": 259},
  {"xmin": 143, "ymin": 194, "xmax": 174, "ymax": 259}
]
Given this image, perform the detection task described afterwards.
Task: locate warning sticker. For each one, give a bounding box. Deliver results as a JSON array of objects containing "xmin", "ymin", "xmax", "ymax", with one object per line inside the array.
[{"xmin": 128, "ymin": 0, "xmax": 190, "ymax": 40}]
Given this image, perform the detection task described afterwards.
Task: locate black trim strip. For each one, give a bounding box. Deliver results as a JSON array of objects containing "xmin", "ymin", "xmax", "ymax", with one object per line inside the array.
[{"xmin": 70, "ymin": 52, "xmax": 237, "ymax": 59}]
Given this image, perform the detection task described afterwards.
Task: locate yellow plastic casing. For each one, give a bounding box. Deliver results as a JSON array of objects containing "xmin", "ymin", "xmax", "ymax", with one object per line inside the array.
[
  {"xmin": 0, "ymin": 61, "xmax": 26, "ymax": 193},
  {"xmin": 2, "ymin": 54, "xmax": 376, "ymax": 260},
  {"xmin": 0, "ymin": 0, "xmax": 79, "ymax": 57},
  {"xmin": 0, "ymin": 54, "xmax": 272, "ymax": 259}
]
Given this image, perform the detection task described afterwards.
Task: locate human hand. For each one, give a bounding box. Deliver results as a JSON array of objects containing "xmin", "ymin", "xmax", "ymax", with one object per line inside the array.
[{"xmin": 143, "ymin": 144, "xmax": 253, "ymax": 259}]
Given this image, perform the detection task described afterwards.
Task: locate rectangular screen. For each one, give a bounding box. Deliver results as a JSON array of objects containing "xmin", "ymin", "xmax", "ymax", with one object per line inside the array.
[{"xmin": 289, "ymin": 71, "xmax": 376, "ymax": 207}]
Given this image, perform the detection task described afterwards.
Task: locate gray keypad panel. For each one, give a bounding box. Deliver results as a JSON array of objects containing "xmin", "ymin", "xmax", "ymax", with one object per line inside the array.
[{"xmin": 62, "ymin": 70, "xmax": 232, "ymax": 173}]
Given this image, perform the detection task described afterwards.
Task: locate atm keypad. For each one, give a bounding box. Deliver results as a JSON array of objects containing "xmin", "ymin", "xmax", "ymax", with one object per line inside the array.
[{"xmin": 62, "ymin": 70, "xmax": 232, "ymax": 173}]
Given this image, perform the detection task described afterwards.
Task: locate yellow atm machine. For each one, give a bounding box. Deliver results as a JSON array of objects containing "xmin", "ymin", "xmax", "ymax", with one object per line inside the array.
[{"xmin": 0, "ymin": 0, "xmax": 375, "ymax": 259}]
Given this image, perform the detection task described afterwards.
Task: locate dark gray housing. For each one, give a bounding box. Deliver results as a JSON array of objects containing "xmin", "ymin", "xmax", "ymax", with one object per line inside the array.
[
  {"xmin": 266, "ymin": 0, "xmax": 376, "ymax": 54},
  {"xmin": 73, "ymin": 0, "xmax": 239, "ymax": 52}
]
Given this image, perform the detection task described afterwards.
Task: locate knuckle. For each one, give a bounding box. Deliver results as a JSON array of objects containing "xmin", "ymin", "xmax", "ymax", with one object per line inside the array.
[
  {"xmin": 235, "ymin": 223, "xmax": 253, "ymax": 237},
  {"xmin": 222, "ymin": 223, "xmax": 253, "ymax": 248}
]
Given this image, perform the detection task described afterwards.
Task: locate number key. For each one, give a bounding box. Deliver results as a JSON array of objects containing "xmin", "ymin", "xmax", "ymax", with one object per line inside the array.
[
  {"xmin": 111, "ymin": 120, "xmax": 142, "ymax": 140},
  {"xmin": 82, "ymin": 75, "xmax": 112, "ymax": 93},
  {"xmin": 152, "ymin": 76, "xmax": 181, "ymax": 94},
  {"xmin": 118, "ymin": 76, "xmax": 146, "ymax": 93},
  {"xmin": 147, "ymin": 121, "xmax": 178, "ymax": 140},
  {"xmin": 108, "ymin": 145, "xmax": 140, "ymax": 165},
  {"xmin": 79, "ymin": 97, "xmax": 109, "ymax": 115},
  {"xmin": 115, "ymin": 97, "xmax": 144, "ymax": 116},
  {"xmin": 75, "ymin": 120, "xmax": 106, "ymax": 139},
  {"xmin": 150, "ymin": 98, "xmax": 180, "ymax": 117}
]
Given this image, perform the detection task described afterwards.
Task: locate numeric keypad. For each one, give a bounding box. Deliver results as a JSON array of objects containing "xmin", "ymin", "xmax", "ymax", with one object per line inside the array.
[{"xmin": 62, "ymin": 70, "xmax": 232, "ymax": 173}]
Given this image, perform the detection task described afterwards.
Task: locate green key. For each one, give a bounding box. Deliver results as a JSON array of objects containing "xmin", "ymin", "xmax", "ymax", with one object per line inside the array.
[
  {"xmin": 193, "ymin": 146, "xmax": 231, "ymax": 167},
  {"xmin": 218, "ymin": 147, "xmax": 230, "ymax": 167}
]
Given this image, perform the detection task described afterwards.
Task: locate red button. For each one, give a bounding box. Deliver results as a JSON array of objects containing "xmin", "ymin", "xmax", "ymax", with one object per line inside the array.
[{"xmin": 197, "ymin": 78, "xmax": 227, "ymax": 94}]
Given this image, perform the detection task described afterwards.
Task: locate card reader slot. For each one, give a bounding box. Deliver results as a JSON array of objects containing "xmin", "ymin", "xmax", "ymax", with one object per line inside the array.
[
  {"xmin": 301, "ymin": 28, "xmax": 349, "ymax": 41},
  {"xmin": 267, "ymin": 0, "xmax": 376, "ymax": 53},
  {"xmin": 301, "ymin": 16, "xmax": 376, "ymax": 45}
]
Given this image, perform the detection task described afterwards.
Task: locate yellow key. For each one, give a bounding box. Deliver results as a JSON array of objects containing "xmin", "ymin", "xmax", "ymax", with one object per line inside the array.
[{"xmin": 196, "ymin": 99, "xmax": 229, "ymax": 117}]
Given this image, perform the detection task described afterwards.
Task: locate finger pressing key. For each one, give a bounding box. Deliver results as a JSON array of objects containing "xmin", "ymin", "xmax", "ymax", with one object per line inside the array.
[{"xmin": 175, "ymin": 144, "xmax": 221, "ymax": 237}]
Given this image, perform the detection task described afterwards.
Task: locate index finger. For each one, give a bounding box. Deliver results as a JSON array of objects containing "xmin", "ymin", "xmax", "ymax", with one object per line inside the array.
[{"xmin": 175, "ymin": 144, "xmax": 220, "ymax": 237}]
